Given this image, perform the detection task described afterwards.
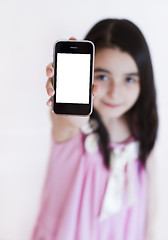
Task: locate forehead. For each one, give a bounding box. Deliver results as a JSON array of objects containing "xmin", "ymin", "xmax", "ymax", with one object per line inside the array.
[{"xmin": 95, "ymin": 48, "xmax": 138, "ymax": 74}]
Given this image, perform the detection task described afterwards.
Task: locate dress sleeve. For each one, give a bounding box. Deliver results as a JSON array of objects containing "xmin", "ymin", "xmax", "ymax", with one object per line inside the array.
[
  {"xmin": 45, "ymin": 131, "xmax": 84, "ymax": 187},
  {"xmin": 31, "ymin": 131, "xmax": 85, "ymax": 239}
]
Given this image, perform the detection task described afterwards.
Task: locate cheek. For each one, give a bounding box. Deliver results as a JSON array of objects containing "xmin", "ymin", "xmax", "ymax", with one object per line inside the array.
[
  {"xmin": 126, "ymin": 86, "xmax": 140, "ymax": 106},
  {"xmin": 94, "ymin": 82, "xmax": 107, "ymax": 99},
  {"xmin": 93, "ymin": 88, "xmax": 106, "ymax": 110},
  {"xmin": 93, "ymin": 95, "xmax": 101, "ymax": 109}
]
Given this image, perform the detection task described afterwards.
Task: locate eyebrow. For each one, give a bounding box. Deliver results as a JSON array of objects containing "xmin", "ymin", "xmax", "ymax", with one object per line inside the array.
[
  {"xmin": 94, "ymin": 68, "xmax": 111, "ymax": 74},
  {"xmin": 94, "ymin": 68, "xmax": 139, "ymax": 76},
  {"xmin": 124, "ymin": 73, "xmax": 139, "ymax": 76}
]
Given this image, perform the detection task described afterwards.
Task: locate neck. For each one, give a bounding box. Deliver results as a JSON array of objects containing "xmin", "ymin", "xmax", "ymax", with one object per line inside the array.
[{"xmin": 102, "ymin": 115, "xmax": 131, "ymax": 143}]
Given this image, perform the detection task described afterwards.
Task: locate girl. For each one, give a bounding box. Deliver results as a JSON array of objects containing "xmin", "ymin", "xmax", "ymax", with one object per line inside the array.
[{"xmin": 32, "ymin": 19, "xmax": 158, "ymax": 240}]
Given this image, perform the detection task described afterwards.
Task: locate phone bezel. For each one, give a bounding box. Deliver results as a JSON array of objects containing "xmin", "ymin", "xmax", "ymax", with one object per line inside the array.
[{"xmin": 53, "ymin": 40, "xmax": 95, "ymax": 115}]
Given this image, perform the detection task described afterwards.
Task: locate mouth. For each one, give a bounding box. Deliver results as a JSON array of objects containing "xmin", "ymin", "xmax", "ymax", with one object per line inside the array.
[{"xmin": 101, "ymin": 100, "xmax": 121, "ymax": 108}]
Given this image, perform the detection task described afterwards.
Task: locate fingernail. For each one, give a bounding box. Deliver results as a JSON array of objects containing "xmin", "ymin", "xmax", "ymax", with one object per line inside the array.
[
  {"xmin": 49, "ymin": 101, "xmax": 52, "ymax": 106},
  {"xmin": 46, "ymin": 101, "xmax": 52, "ymax": 107},
  {"xmin": 48, "ymin": 88, "xmax": 53, "ymax": 95},
  {"xmin": 47, "ymin": 68, "xmax": 53, "ymax": 75}
]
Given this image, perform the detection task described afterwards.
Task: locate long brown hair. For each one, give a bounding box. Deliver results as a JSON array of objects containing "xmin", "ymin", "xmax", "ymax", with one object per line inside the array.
[{"xmin": 84, "ymin": 19, "xmax": 158, "ymax": 168}]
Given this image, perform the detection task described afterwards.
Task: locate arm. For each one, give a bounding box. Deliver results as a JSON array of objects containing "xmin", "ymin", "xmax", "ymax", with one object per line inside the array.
[{"xmin": 145, "ymin": 149, "xmax": 159, "ymax": 240}]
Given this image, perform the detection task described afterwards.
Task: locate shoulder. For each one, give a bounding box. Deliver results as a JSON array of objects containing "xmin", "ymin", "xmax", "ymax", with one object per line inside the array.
[
  {"xmin": 145, "ymin": 147, "xmax": 159, "ymax": 239},
  {"xmin": 146, "ymin": 148, "xmax": 157, "ymax": 175}
]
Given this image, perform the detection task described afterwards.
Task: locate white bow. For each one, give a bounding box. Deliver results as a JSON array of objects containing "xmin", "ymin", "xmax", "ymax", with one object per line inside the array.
[{"xmin": 99, "ymin": 141, "xmax": 139, "ymax": 221}]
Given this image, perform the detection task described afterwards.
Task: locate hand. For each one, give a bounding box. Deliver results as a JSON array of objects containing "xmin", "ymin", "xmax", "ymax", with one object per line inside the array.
[{"xmin": 46, "ymin": 61, "xmax": 55, "ymax": 108}]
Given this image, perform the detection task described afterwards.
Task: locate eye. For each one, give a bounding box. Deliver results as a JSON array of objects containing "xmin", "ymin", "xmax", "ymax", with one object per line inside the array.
[
  {"xmin": 95, "ymin": 75, "xmax": 109, "ymax": 81},
  {"xmin": 125, "ymin": 77, "xmax": 135, "ymax": 83}
]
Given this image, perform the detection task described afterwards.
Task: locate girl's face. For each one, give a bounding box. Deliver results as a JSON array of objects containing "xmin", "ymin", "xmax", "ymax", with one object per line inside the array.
[{"xmin": 93, "ymin": 48, "xmax": 140, "ymax": 121}]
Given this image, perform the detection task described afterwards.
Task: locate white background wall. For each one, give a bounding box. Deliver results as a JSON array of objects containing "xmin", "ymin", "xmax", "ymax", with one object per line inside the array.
[{"xmin": 0, "ymin": 0, "xmax": 168, "ymax": 239}]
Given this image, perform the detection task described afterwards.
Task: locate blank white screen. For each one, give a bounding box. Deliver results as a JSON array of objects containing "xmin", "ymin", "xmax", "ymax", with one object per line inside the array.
[{"xmin": 56, "ymin": 53, "xmax": 91, "ymax": 104}]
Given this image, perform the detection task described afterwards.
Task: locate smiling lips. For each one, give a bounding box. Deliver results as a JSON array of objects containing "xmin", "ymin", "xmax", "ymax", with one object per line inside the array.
[{"xmin": 102, "ymin": 100, "xmax": 121, "ymax": 108}]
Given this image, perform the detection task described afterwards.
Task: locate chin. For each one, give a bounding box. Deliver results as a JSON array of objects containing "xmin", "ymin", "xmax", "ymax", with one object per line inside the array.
[{"xmin": 96, "ymin": 109, "xmax": 125, "ymax": 120}]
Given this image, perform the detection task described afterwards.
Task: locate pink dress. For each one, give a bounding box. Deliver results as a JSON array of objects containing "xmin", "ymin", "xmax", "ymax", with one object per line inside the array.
[{"xmin": 32, "ymin": 131, "xmax": 147, "ymax": 240}]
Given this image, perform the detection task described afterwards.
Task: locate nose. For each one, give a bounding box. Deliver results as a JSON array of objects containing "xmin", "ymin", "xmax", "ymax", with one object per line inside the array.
[{"xmin": 107, "ymin": 81, "xmax": 120, "ymax": 99}]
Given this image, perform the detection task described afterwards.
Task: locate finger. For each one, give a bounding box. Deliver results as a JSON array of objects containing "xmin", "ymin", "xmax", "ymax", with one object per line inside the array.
[
  {"xmin": 46, "ymin": 78, "xmax": 55, "ymax": 96},
  {"xmin": 46, "ymin": 62, "xmax": 54, "ymax": 78},
  {"xmin": 92, "ymin": 84, "xmax": 100, "ymax": 97},
  {"xmin": 46, "ymin": 96, "xmax": 53, "ymax": 107},
  {"xmin": 69, "ymin": 37, "xmax": 77, "ymax": 40}
]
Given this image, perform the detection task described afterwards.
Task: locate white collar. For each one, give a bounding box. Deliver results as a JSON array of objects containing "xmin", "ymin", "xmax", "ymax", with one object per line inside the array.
[{"xmin": 99, "ymin": 141, "xmax": 139, "ymax": 220}]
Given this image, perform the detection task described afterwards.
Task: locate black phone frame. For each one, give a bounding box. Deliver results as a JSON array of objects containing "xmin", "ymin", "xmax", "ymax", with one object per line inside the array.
[{"xmin": 53, "ymin": 40, "xmax": 94, "ymax": 115}]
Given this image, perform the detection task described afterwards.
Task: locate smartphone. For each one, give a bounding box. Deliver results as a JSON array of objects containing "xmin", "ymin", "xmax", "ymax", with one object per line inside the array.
[{"xmin": 53, "ymin": 40, "xmax": 95, "ymax": 115}]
